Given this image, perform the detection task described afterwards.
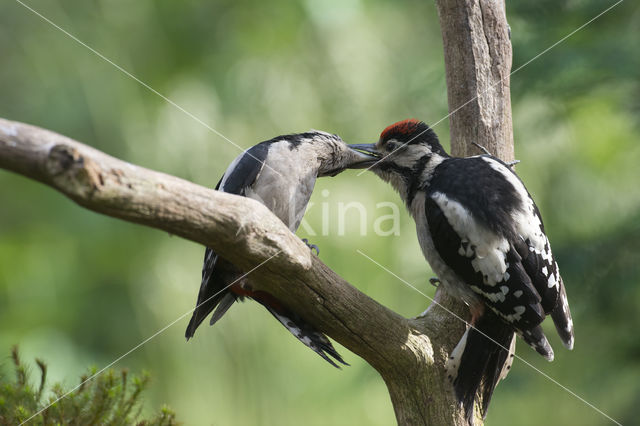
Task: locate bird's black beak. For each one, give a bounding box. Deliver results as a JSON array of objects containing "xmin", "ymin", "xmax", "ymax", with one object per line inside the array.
[
  {"xmin": 320, "ymin": 143, "xmax": 382, "ymax": 177},
  {"xmin": 347, "ymin": 143, "xmax": 381, "ymax": 169},
  {"xmin": 349, "ymin": 143, "xmax": 379, "ymax": 156}
]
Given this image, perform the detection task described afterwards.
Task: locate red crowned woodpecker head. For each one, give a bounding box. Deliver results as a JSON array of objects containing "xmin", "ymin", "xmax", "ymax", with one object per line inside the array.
[
  {"xmin": 348, "ymin": 119, "xmax": 449, "ymax": 199},
  {"xmin": 377, "ymin": 119, "xmax": 446, "ymax": 155}
]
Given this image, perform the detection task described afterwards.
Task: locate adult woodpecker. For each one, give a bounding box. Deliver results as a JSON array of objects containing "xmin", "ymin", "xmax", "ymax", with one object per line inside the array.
[
  {"xmin": 186, "ymin": 130, "xmax": 377, "ymax": 368},
  {"xmin": 351, "ymin": 119, "xmax": 574, "ymax": 419}
]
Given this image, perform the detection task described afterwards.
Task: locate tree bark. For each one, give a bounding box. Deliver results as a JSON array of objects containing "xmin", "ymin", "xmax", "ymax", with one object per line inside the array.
[
  {"xmin": 436, "ymin": 0, "xmax": 514, "ymax": 161},
  {"xmin": 0, "ymin": 1, "xmax": 513, "ymax": 425}
]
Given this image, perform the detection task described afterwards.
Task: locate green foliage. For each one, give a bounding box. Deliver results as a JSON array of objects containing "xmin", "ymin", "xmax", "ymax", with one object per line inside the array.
[{"xmin": 0, "ymin": 347, "xmax": 178, "ymax": 426}]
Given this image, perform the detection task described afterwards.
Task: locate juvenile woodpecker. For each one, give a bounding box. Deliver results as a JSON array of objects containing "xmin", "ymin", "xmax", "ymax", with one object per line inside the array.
[
  {"xmin": 351, "ymin": 119, "xmax": 574, "ymax": 419},
  {"xmin": 186, "ymin": 130, "xmax": 377, "ymax": 367}
]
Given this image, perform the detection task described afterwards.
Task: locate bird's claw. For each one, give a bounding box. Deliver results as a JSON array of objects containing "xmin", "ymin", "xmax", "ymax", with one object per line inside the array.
[
  {"xmin": 506, "ymin": 159, "xmax": 520, "ymax": 169},
  {"xmin": 301, "ymin": 238, "xmax": 320, "ymax": 255},
  {"xmin": 429, "ymin": 277, "xmax": 440, "ymax": 287}
]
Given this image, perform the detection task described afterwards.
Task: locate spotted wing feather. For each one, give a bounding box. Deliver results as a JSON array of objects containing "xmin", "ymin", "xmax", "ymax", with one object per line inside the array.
[
  {"xmin": 424, "ymin": 195, "xmax": 549, "ymax": 353},
  {"xmin": 424, "ymin": 157, "xmax": 571, "ymax": 419},
  {"xmin": 427, "ymin": 156, "xmax": 573, "ymax": 353}
]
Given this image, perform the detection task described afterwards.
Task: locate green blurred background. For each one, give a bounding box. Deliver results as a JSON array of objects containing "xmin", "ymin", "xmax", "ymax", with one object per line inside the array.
[{"xmin": 1, "ymin": 0, "xmax": 639, "ymax": 424}]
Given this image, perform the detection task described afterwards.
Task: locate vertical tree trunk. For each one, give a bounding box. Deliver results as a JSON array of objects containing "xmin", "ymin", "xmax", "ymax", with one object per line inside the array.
[
  {"xmin": 381, "ymin": 1, "xmax": 514, "ymax": 425},
  {"xmin": 378, "ymin": 290, "xmax": 474, "ymax": 425},
  {"xmin": 435, "ymin": 0, "xmax": 514, "ymax": 161}
]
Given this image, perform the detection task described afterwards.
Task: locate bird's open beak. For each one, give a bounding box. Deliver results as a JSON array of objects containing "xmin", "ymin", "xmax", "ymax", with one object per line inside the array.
[{"xmin": 347, "ymin": 143, "xmax": 381, "ymax": 169}]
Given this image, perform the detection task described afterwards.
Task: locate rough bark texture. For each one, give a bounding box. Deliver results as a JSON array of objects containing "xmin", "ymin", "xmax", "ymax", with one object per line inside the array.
[
  {"xmin": 436, "ymin": 0, "xmax": 514, "ymax": 161},
  {"xmin": 0, "ymin": 1, "xmax": 513, "ymax": 424}
]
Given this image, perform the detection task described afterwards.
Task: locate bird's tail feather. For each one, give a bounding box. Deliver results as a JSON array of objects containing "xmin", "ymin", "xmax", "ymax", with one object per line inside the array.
[
  {"xmin": 251, "ymin": 290, "xmax": 348, "ymax": 368},
  {"xmin": 185, "ymin": 289, "xmax": 228, "ymax": 340},
  {"xmin": 209, "ymin": 293, "xmax": 237, "ymax": 326},
  {"xmin": 186, "ymin": 255, "xmax": 242, "ymax": 340},
  {"xmin": 446, "ymin": 312, "xmax": 515, "ymax": 423}
]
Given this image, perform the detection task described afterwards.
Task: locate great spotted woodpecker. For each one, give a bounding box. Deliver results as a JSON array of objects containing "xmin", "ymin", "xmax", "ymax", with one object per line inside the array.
[
  {"xmin": 186, "ymin": 130, "xmax": 377, "ymax": 368},
  {"xmin": 351, "ymin": 119, "xmax": 574, "ymax": 420}
]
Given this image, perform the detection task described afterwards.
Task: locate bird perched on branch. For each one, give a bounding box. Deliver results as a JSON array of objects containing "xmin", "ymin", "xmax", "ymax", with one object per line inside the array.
[
  {"xmin": 351, "ymin": 119, "xmax": 574, "ymax": 420},
  {"xmin": 186, "ymin": 130, "xmax": 377, "ymax": 367}
]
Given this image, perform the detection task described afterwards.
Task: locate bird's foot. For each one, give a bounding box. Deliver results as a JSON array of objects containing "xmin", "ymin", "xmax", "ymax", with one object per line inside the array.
[
  {"xmin": 429, "ymin": 277, "xmax": 440, "ymax": 287},
  {"xmin": 505, "ymin": 159, "xmax": 520, "ymax": 169},
  {"xmin": 301, "ymin": 238, "xmax": 320, "ymax": 255}
]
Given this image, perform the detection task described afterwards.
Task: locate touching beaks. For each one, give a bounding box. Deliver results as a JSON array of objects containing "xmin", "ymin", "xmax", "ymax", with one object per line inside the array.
[
  {"xmin": 349, "ymin": 143, "xmax": 379, "ymax": 156},
  {"xmin": 347, "ymin": 143, "xmax": 381, "ymax": 169}
]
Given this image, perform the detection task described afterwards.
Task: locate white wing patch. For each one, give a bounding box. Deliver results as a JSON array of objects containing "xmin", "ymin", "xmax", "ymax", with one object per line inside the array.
[
  {"xmin": 481, "ymin": 157, "xmax": 546, "ymax": 251},
  {"xmin": 431, "ymin": 191, "xmax": 509, "ymax": 286}
]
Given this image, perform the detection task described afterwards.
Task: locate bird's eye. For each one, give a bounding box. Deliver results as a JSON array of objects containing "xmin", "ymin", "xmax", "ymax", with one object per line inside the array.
[{"xmin": 384, "ymin": 142, "xmax": 396, "ymax": 151}]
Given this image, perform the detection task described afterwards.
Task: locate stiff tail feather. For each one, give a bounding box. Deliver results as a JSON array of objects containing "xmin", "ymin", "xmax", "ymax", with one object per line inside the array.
[
  {"xmin": 185, "ymin": 290, "xmax": 229, "ymax": 340},
  {"xmin": 446, "ymin": 312, "xmax": 515, "ymax": 423},
  {"xmin": 251, "ymin": 290, "xmax": 348, "ymax": 368},
  {"xmin": 186, "ymin": 254, "xmax": 242, "ymax": 340},
  {"xmin": 209, "ymin": 293, "xmax": 236, "ymax": 326}
]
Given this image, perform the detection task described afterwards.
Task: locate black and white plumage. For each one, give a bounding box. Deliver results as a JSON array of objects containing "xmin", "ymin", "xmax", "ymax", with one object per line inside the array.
[
  {"xmin": 351, "ymin": 119, "xmax": 574, "ymax": 420},
  {"xmin": 186, "ymin": 130, "xmax": 377, "ymax": 368}
]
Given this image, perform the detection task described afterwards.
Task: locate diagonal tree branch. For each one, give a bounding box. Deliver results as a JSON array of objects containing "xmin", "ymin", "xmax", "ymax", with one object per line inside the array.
[
  {"xmin": 0, "ymin": 117, "xmax": 467, "ymax": 425},
  {"xmin": 0, "ymin": 117, "xmax": 405, "ymax": 366}
]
